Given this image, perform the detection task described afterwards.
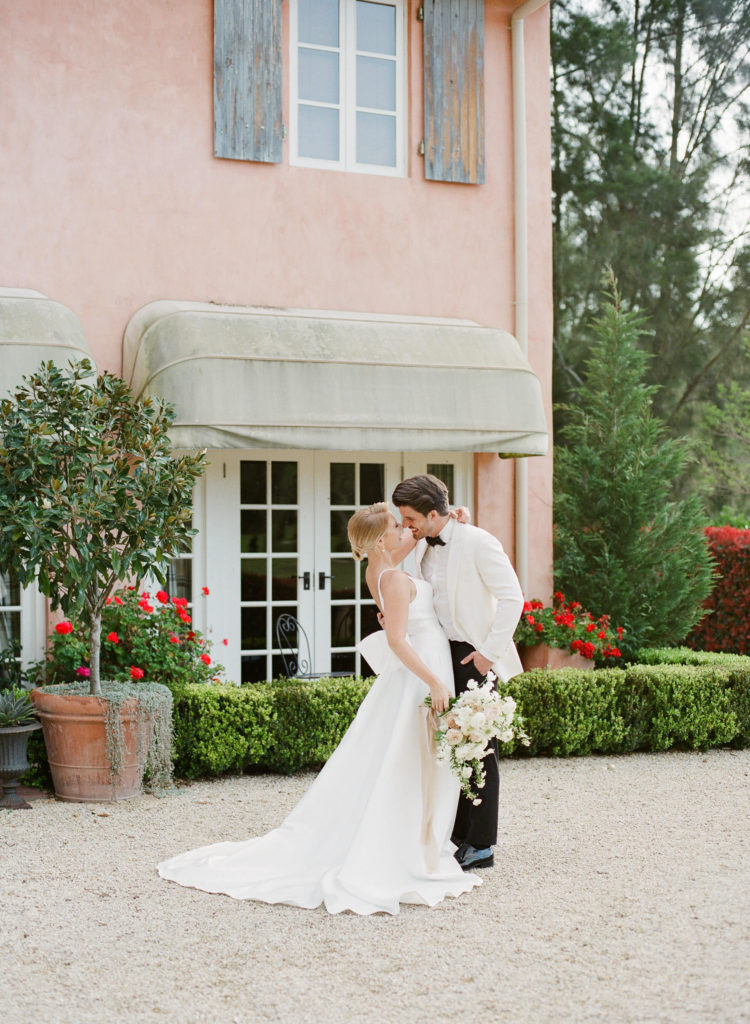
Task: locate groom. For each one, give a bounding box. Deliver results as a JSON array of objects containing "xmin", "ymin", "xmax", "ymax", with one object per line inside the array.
[{"xmin": 392, "ymin": 474, "xmax": 525, "ymax": 870}]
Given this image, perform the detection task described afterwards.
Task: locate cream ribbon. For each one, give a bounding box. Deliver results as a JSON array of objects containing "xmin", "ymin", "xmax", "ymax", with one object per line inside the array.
[{"xmin": 419, "ymin": 705, "xmax": 441, "ymax": 875}]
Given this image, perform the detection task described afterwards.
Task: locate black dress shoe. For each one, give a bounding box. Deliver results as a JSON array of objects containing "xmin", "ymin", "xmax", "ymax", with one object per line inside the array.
[{"xmin": 455, "ymin": 843, "xmax": 494, "ymax": 870}]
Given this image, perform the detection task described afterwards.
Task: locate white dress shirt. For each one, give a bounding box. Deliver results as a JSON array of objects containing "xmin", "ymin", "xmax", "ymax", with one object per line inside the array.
[{"xmin": 420, "ymin": 517, "xmax": 463, "ymax": 642}]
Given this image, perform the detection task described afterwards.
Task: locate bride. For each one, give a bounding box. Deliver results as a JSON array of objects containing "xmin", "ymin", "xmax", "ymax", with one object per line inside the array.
[{"xmin": 158, "ymin": 502, "xmax": 481, "ymax": 915}]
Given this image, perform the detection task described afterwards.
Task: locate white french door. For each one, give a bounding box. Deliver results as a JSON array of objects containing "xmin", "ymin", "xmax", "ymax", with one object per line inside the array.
[{"xmin": 199, "ymin": 450, "xmax": 471, "ymax": 682}]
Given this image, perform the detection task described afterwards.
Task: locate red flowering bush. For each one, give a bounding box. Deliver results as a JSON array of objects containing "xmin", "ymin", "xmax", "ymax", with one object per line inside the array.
[
  {"xmin": 686, "ymin": 527, "xmax": 750, "ymax": 654},
  {"xmin": 514, "ymin": 591, "xmax": 624, "ymax": 662},
  {"xmin": 40, "ymin": 587, "xmax": 226, "ymax": 691}
]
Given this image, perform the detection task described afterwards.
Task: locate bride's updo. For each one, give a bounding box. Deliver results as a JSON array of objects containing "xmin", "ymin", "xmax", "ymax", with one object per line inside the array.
[{"xmin": 347, "ymin": 502, "xmax": 390, "ymax": 561}]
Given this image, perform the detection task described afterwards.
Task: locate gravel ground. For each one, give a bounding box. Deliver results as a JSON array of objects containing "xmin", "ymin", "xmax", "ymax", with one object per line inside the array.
[{"xmin": 3, "ymin": 748, "xmax": 750, "ymax": 1024}]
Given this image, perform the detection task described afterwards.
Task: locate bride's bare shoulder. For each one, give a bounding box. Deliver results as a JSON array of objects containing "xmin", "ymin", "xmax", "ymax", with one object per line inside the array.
[{"xmin": 379, "ymin": 569, "xmax": 417, "ymax": 601}]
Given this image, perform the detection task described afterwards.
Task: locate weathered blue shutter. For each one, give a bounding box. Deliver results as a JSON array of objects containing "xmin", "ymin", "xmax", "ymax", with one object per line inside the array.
[
  {"xmin": 214, "ymin": 0, "xmax": 283, "ymax": 163},
  {"xmin": 423, "ymin": 0, "xmax": 485, "ymax": 184}
]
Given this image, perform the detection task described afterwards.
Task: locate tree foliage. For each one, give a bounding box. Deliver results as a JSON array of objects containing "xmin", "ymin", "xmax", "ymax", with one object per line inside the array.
[
  {"xmin": 551, "ymin": 0, "xmax": 750, "ymax": 471},
  {"xmin": 0, "ymin": 360, "xmax": 206, "ymax": 694},
  {"xmin": 554, "ymin": 276, "xmax": 715, "ymax": 654}
]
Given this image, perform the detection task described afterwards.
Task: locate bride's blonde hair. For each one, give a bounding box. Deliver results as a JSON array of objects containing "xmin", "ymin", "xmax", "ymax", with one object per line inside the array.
[{"xmin": 347, "ymin": 502, "xmax": 390, "ymax": 561}]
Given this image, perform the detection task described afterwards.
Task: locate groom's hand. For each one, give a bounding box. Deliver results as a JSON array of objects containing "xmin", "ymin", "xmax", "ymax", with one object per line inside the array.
[{"xmin": 460, "ymin": 650, "xmax": 494, "ymax": 677}]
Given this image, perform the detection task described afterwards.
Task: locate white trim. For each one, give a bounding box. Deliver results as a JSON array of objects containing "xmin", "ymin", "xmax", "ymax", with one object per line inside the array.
[{"xmin": 290, "ymin": 0, "xmax": 407, "ymax": 177}]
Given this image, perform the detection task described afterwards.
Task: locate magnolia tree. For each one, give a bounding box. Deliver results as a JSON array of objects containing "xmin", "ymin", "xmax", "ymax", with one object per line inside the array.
[{"xmin": 0, "ymin": 360, "xmax": 206, "ymax": 695}]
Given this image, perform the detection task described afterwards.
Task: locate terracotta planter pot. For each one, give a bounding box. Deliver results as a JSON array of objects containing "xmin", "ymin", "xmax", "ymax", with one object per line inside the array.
[
  {"xmin": 30, "ymin": 688, "xmax": 148, "ymax": 803},
  {"xmin": 518, "ymin": 644, "xmax": 593, "ymax": 672},
  {"xmin": 0, "ymin": 721, "xmax": 43, "ymax": 809}
]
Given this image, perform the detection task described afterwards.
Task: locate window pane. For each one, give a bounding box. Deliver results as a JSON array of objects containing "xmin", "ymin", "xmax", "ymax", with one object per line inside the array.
[
  {"xmin": 241, "ymin": 559, "xmax": 267, "ymax": 601},
  {"xmin": 331, "ymin": 605, "xmax": 355, "ymax": 647},
  {"xmin": 242, "ymin": 654, "xmax": 268, "ymax": 684},
  {"xmin": 240, "ymin": 461, "xmax": 266, "ymax": 505},
  {"xmin": 299, "ymin": 47, "xmax": 339, "ymax": 104},
  {"xmin": 332, "ymin": 651, "xmax": 356, "ymax": 674},
  {"xmin": 359, "ymin": 463, "xmax": 385, "ymax": 505},
  {"xmin": 330, "ymin": 462, "xmax": 355, "ymax": 505},
  {"xmin": 356, "ymin": 111, "xmax": 395, "ymax": 166},
  {"xmin": 357, "ymin": 55, "xmax": 395, "ymax": 111},
  {"xmin": 272, "ymin": 510, "xmax": 298, "ymax": 553},
  {"xmin": 299, "ymin": 0, "xmax": 339, "ymax": 46},
  {"xmin": 0, "ymin": 570, "xmax": 21, "ymax": 606},
  {"xmin": 272, "ymin": 558, "xmax": 298, "ymax": 601},
  {"xmin": 0, "ymin": 610, "xmax": 20, "ymax": 649},
  {"xmin": 331, "ymin": 557, "xmax": 355, "ymax": 599},
  {"xmin": 271, "ymin": 461, "xmax": 297, "ymax": 505},
  {"xmin": 242, "ymin": 606, "xmax": 267, "ymax": 650},
  {"xmin": 357, "ymin": 1, "xmax": 395, "ymax": 55},
  {"xmin": 166, "ymin": 558, "xmax": 192, "ymax": 603},
  {"xmin": 361, "ymin": 603, "xmax": 380, "ymax": 635},
  {"xmin": 298, "ymin": 104, "xmax": 339, "ymax": 161},
  {"xmin": 426, "ymin": 464, "xmax": 455, "ymax": 502},
  {"xmin": 330, "ymin": 510, "xmax": 351, "ymax": 553},
  {"xmin": 241, "ymin": 509, "xmax": 267, "ymax": 553}
]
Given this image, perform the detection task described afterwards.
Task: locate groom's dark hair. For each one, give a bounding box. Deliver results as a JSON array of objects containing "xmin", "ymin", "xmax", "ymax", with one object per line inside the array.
[{"xmin": 392, "ymin": 474, "xmax": 450, "ymax": 516}]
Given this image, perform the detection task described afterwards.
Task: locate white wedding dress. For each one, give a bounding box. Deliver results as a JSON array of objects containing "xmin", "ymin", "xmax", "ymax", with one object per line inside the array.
[{"xmin": 158, "ymin": 572, "xmax": 481, "ymax": 915}]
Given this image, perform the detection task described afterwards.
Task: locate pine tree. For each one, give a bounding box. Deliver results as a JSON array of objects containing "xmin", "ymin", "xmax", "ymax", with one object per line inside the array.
[{"xmin": 554, "ymin": 275, "xmax": 715, "ymax": 655}]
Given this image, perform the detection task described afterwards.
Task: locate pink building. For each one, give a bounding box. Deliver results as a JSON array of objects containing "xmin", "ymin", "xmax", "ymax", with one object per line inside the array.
[{"xmin": 1, "ymin": 0, "xmax": 552, "ymax": 681}]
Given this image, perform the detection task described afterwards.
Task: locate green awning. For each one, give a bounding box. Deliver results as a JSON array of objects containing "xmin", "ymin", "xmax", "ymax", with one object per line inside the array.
[
  {"xmin": 124, "ymin": 301, "xmax": 548, "ymax": 455},
  {"xmin": 0, "ymin": 289, "xmax": 95, "ymax": 399}
]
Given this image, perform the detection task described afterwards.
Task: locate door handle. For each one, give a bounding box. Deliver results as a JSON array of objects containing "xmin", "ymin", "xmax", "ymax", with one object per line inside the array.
[
  {"xmin": 318, "ymin": 572, "xmax": 334, "ymax": 590},
  {"xmin": 299, "ymin": 571, "xmax": 311, "ymax": 590}
]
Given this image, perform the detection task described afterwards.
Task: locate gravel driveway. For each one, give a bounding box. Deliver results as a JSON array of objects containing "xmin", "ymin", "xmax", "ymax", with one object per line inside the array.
[{"xmin": 3, "ymin": 748, "xmax": 750, "ymax": 1024}]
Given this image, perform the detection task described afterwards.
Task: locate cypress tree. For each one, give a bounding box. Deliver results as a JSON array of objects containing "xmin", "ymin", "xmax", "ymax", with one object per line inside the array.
[{"xmin": 554, "ymin": 275, "xmax": 715, "ymax": 656}]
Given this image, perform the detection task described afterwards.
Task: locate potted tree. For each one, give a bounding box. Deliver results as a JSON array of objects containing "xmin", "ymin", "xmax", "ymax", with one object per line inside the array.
[
  {"xmin": 0, "ymin": 687, "xmax": 42, "ymax": 809},
  {"xmin": 0, "ymin": 360, "xmax": 206, "ymax": 801}
]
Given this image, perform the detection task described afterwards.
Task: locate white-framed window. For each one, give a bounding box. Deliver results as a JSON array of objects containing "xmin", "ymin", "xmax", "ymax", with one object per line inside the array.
[
  {"xmin": 290, "ymin": 0, "xmax": 407, "ymax": 176},
  {"xmin": 0, "ymin": 569, "xmax": 46, "ymax": 678}
]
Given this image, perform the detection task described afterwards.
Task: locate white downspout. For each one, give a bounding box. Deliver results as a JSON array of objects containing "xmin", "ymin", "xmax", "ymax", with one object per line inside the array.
[{"xmin": 511, "ymin": 0, "xmax": 550, "ymax": 594}]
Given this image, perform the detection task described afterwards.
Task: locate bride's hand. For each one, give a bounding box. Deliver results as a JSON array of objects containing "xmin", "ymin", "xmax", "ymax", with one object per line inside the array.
[
  {"xmin": 429, "ymin": 680, "xmax": 451, "ymax": 715},
  {"xmin": 450, "ymin": 506, "xmax": 471, "ymax": 524}
]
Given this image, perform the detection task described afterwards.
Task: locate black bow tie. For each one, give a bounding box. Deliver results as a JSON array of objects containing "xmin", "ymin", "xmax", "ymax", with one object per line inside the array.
[{"xmin": 425, "ymin": 535, "xmax": 446, "ymax": 547}]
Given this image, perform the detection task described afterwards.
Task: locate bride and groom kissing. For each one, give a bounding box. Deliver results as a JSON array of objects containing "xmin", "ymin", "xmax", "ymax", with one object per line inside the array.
[{"xmin": 159, "ymin": 473, "xmax": 525, "ymax": 916}]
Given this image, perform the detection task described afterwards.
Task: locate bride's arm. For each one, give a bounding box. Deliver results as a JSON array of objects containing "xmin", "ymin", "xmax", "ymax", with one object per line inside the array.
[{"xmin": 379, "ymin": 572, "xmax": 451, "ymax": 713}]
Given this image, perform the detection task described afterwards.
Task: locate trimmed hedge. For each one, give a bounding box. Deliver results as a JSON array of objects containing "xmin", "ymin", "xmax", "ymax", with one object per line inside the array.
[
  {"xmin": 686, "ymin": 527, "xmax": 750, "ymax": 654},
  {"xmin": 168, "ymin": 652, "xmax": 750, "ymax": 776},
  {"xmin": 172, "ymin": 676, "xmax": 371, "ymax": 777},
  {"xmin": 24, "ymin": 652, "xmax": 750, "ymax": 786}
]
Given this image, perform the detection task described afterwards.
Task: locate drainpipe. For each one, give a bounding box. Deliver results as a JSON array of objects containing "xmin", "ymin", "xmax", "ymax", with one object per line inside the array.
[{"xmin": 511, "ymin": 0, "xmax": 550, "ymax": 594}]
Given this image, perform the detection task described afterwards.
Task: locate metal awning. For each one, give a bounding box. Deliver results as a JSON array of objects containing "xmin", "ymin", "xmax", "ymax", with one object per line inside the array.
[
  {"xmin": 0, "ymin": 289, "xmax": 95, "ymax": 398},
  {"xmin": 123, "ymin": 301, "xmax": 548, "ymax": 454}
]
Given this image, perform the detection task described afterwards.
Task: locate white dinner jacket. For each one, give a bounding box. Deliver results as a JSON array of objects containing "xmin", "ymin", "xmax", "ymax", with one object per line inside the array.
[{"xmin": 415, "ymin": 521, "xmax": 525, "ymax": 682}]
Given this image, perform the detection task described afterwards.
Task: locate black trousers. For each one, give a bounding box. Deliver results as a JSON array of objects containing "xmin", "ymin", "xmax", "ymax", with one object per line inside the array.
[{"xmin": 449, "ymin": 639, "xmax": 499, "ymax": 849}]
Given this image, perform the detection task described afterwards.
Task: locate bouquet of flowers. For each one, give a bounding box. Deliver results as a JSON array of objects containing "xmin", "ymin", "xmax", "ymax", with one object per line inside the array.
[{"xmin": 425, "ymin": 673, "xmax": 529, "ymax": 804}]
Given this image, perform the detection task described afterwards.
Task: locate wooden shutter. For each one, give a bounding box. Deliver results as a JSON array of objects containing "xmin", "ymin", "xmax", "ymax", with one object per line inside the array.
[
  {"xmin": 423, "ymin": 0, "xmax": 485, "ymax": 184},
  {"xmin": 213, "ymin": 0, "xmax": 283, "ymax": 163}
]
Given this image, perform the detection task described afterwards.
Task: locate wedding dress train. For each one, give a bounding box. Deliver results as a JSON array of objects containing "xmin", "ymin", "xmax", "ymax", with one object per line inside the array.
[{"xmin": 158, "ymin": 575, "xmax": 481, "ymax": 915}]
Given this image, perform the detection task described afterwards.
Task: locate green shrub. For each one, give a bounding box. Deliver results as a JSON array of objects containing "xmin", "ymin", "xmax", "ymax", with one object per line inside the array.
[
  {"xmin": 505, "ymin": 668, "xmax": 629, "ymax": 756},
  {"xmin": 172, "ymin": 676, "xmax": 372, "ymax": 777},
  {"xmin": 23, "ymin": 654, "xmax": 750, "ymax": 788}
]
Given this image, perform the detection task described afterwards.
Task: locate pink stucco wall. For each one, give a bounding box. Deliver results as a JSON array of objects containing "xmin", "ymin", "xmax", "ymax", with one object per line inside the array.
[{"xmin": 1, "ymin": 0, "xmax": 553, "ymax": 597}]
